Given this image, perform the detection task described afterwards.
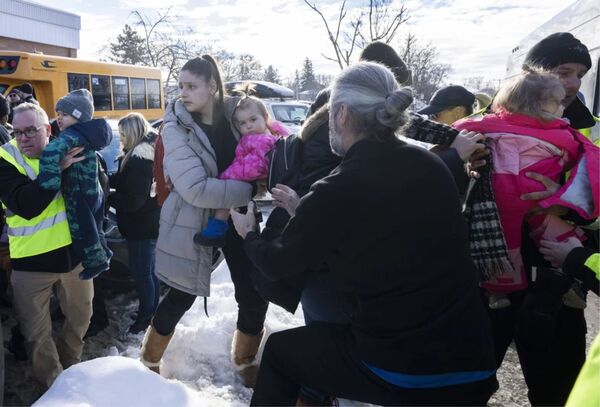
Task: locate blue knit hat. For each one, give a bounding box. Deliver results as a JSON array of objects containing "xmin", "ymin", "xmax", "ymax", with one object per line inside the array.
[{"xmin": 56, "ymin": 88, "xmax": 94, "ymax": 123}]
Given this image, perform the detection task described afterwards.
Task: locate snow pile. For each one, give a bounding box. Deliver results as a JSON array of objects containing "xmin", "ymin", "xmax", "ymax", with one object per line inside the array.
[
  {"xmin": 34, "ymin": 260, "xmax": 306, "ymax": 406},
  {"xmin": 34, "ymin": 356, "xmax": 206, "ymax": 407}
]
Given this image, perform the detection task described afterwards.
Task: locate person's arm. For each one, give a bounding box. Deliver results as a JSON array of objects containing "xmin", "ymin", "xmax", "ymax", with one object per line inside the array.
[
  {"xmin": 38, "ymin": 134, "xmax": 78, "ymax": 191},
  {"xmin": 235, "ymin": 179, "xmax": 351, "ymax": 281},
  {"xmin": 162, "ymin": 123, "xmax": 252, "ymax": 209},
  {"xmin": 0, "ymin": 158, "xmax": 57, "ymax": 219},
  {"xmin": 540, "ymin": 238, "xmax": 599, "ymax": 294},
  {"xmin": 107, "ymin": 160, "xmax": 152, "ymax": 213}
]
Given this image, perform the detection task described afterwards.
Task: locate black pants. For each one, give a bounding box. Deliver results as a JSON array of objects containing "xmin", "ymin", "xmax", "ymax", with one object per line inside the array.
[
  {"xmin": 486, "ymin": 290, "xmax": 586, "ymax": 406},
  {"xmin": 251, "ymin": 322, "xmax": 498, "ymax": 406},
  {"xmin": 153, "ymin": 226, "xmax": 268, "ymax": 336}
]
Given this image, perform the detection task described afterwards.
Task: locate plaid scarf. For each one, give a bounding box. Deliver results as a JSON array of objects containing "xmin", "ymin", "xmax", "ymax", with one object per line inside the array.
[{"xmin": 405, "ymin": 113, "xmax": 513, "ymax": 280}]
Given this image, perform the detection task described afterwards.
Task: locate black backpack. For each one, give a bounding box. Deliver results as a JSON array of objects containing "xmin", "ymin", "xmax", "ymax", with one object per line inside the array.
[{"xmin": 267, "ymin": 134, "xmax": 303, "ymax": 191}]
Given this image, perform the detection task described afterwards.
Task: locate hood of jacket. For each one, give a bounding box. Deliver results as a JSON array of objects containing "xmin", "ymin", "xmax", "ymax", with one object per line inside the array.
[
  {"xmin": 298, "ymin": 104, "xmax": 329, "ymax": 142},
  {"xmin": 67, "ymin": 119, "xmax": 112, "ymax": 151}
]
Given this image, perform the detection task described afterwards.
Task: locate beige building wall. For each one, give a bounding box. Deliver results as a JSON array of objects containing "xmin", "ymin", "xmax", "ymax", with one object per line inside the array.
[{"xmin": 0, "ymin": 36, "xmax": 76, "ymax": 57}]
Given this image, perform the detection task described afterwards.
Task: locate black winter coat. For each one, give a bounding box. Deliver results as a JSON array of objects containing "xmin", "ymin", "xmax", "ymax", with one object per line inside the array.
[
  {"xmin": 108, "ymin": 138, "xmax": 160, "ymax": 240},
  {"xmin": 246, "ymin": 138, "xmax": 496, "ymax": 375}
]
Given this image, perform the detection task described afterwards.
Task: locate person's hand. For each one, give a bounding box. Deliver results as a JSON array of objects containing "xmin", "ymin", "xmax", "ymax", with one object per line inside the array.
[
  {"xmin": 520, "ymin": 172, "xmax": 560, "ymax": 200},
  {"xmin": 539, "ymin": 237, "xmax": 583, "ymax": 268},
  {"xmin": 272, "ymin": 184, "xmax": 300, "ymax": 216},
  {"xmin": 60, "ymin": 147, "xmax": 85, "ymax": 171},
  {"xmin": 450, "ymin": 130, "xmax": 487, "ymax": 162},
  {"xmin": 230, "ymin": 201, "xmax": 258, "ymax": 239}
]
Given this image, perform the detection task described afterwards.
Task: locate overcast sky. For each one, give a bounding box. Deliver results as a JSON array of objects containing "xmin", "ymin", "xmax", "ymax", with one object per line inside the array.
[{"xmin": 39, "ymin": 0, "xmax": 572, "ymax": 86}]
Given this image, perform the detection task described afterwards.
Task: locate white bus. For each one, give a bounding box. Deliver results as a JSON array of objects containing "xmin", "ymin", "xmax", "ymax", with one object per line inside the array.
[{"xmin": 505, "ymin": 0, "xmax": 599, "ymax": 121}]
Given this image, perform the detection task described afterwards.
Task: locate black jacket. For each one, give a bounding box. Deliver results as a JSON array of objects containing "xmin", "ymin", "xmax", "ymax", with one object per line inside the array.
[
  {"xmin": 0, "ymin": 157, "xmax": 78, "ymax": 272},
  {"xmin": 108, "ymin": 138, "xmax": 159, "ymax": 240},
  {"xmin": 246, "ymin": 138, "xmax": 496, "ymax": 375}
]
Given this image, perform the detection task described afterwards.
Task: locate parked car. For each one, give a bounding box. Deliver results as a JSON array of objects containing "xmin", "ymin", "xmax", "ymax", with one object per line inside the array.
[{"xmin": 262, "ymin": 99, "xmax": 309, "ymax": 134}]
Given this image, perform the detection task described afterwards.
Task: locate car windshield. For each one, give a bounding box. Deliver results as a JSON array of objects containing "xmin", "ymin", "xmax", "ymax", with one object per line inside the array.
[{"xmin": 270, "ymin": 104, "xmax": 309, "ymax": 124}]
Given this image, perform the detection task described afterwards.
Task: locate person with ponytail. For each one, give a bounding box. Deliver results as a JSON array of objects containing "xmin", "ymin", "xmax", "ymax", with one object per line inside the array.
[
  {"xmin": 231, "ymin": 62, "xmax": 497, "ymax": 405},
  {"xmin": 139, "ymin": 55, "xmax": 269, "ymax": 388}
]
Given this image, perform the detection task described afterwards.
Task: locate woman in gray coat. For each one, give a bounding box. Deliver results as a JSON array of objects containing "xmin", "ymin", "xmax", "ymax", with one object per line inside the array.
[{"xmin": 139, "ymin": 55, "xmax": 268, "ymax": 388}]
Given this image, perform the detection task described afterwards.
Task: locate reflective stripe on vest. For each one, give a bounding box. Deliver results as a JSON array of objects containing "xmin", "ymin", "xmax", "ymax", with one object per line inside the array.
[
  {"xmin": 579, "ymin": 116, "xmax": 600, "ymax": 146},
  {"xmin": 0, "ymin": 140, "xmax": 72, "ymax": 258}
]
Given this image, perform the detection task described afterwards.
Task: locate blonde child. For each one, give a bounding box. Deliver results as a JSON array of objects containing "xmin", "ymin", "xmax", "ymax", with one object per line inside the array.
[
  {"xmin": 455, "ymin": 70, "xmax": 599, "ymax": 308},
  {"xmin": 194, "ymin": 87, "xmax": 289, "ymax": 247}
]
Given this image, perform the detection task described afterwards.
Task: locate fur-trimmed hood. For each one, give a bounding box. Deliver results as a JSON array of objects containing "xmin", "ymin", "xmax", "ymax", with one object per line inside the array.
[
  {"xmin": 130, "ymin": 140, "xmax": 155, "ymax": 161},
  {"xmin": 298, "ymin": 105, "xmax": 328, "ymax": 142}
]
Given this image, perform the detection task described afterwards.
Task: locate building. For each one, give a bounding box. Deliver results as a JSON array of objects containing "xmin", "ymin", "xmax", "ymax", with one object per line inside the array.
[{"xmin": 0, "ymin": 0, "xmax": 80, "ymax": 57}]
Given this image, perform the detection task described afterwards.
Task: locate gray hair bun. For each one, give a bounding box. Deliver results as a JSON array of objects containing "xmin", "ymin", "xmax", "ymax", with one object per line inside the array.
[{"xmin": 375, "ymin": 87, "xmax": 413, "ymax": 129}]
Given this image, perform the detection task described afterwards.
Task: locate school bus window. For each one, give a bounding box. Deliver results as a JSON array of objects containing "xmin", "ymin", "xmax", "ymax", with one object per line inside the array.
[
  {"xmin": 68, "ymin": 73, "xmax": 90, "ymax": 92},
  {"xmin": 91, "ymin": 75, "xmax": 111, "ymax": 111},
  {"xmin": 0, "ymin": 84, "xmax": 7, "ymax": 95},
  {"xmin": 131, "ymin": 78, "xmax": 146, "ymax": 109},
  {"xmin": 147, "ymin": 79, "xmax": 161, "ymax": 109},
  {"xmin": 112, "ymin": 76, "xmax": 130, "ymax": 110}
]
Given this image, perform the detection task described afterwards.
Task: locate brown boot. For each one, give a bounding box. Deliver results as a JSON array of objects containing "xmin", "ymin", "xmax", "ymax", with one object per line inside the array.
[
  {"xmin": 140, "ymin": 325, "xmax": 173, "ymax": 375},
  {"xmin": 231, "ymin": 329, "xmax": 264, "ymax": 388}
]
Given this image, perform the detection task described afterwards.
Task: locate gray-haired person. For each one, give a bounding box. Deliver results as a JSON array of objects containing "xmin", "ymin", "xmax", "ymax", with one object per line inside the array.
[{"xmin": 231, "ymin": 62, "xmax": 498, "ymax": 406}]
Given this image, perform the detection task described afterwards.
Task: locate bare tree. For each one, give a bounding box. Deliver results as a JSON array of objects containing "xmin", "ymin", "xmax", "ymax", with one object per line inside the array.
[
  {"xmin": 303, "ymin": 0, "xmax": 409, "ymax": 70},
  {"xmin": 131, "ymin": 8, "xmax": 200, "ymax": 86},
  {"xmin": 400, "ymin": 34, "xmax": 451, "ymax": 102}
]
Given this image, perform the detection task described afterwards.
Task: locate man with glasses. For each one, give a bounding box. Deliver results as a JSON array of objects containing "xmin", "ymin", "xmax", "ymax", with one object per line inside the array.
[{"xmin": 0, "ymin": 103, "xmax": 92, "ymax": 389}]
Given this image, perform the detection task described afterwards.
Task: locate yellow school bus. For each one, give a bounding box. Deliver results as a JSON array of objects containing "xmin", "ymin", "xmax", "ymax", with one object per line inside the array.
[{"xmin": 0, "ymin": 51, "xmax": 164, "ymax": 121}]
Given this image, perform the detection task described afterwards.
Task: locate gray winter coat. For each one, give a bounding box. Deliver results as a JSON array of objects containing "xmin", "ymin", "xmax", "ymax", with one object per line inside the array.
[{"xmin": 155, "ymin": 97, "xmax": 252, "ymax": 296}]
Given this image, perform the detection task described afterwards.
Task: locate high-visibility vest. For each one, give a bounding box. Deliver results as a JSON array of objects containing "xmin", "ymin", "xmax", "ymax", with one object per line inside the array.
[
  {"xmin": 0, "ymin": 140, "xmax": 71, "ymax": 258},
  {"xmin": 579, "ymin": 116, "xmax": 600, "ymax": 146}
]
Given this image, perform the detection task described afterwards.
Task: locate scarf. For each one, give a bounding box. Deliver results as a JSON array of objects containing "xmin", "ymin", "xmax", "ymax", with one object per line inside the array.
[{"xmin": 405, "ymin": 113, "xmax": 513, "ymax": 280}]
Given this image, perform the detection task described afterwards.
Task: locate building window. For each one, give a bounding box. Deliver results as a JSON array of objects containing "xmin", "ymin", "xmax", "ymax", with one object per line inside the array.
[
  {"xmin": 67, "ymin": 73, "xmax": 90, "ymax": 92},
  {"xmin": 91, "ymin": 75, "xmax": 111, "ymax": 111},
  {"xmin": 131, "ymin": 78, "xmax": 146, "ymax": 109},
  {"xmin": 147, "ymin": 79, "xmax": 161, "ymax": 109},
  {"xmin": 112, "ymin": 76, "xmax": 130, "ymax": 110}
]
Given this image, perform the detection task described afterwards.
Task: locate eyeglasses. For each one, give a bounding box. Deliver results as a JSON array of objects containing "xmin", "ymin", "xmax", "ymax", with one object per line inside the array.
[{"xmin": 12, "ymin": 126, "xmax": 44, "ymax": 139}]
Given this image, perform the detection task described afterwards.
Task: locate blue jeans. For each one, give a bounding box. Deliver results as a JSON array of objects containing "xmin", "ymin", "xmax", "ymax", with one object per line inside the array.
[{"xmin": 127, "ymin": 239, "xmax": 159, "ymax": 321}]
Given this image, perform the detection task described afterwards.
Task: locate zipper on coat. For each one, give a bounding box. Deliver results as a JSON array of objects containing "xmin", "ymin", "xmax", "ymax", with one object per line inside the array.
[
  {"xmin": 284, "ymin": 137, "xmax": 289, "ymax": 171},
  {"xmin": 268, "ymin": 145, "xmax": 276, "ymax": 190}
]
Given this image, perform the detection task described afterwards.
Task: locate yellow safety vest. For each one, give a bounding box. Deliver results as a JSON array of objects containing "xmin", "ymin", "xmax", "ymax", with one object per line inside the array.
[
  {"xmin": 0, "ymin": 140, "xmax": 71, "ymax": 258},
  {"xmin": 579, "ymin": 116, "xmax": 600, "ymax": 146}
]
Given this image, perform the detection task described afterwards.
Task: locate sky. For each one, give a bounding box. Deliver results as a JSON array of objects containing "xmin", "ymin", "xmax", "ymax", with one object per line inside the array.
[{"xmin": 36, "ymin": 0, "xmax": 574, "ymax": 86}]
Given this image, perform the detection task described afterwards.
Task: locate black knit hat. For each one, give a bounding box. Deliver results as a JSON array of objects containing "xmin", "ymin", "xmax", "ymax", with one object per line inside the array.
[
  {"xmin": 16, "ymin": 83, "xmax": 33, "ymax": 95},
  {"xmin": 359, "ymin": 41, "xmax": 410, "ymax": 84},
  {"xmin": 524, "ymin": 32, "xmax": 591, "ymax": 70}
]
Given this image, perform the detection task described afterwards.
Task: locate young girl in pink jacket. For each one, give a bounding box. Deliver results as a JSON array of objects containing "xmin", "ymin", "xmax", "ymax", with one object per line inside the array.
[
  {"xmin": 194, "ymin": 88, "xmax": 289, "ymax": 247},
  {"xmin": 455, "ymin": 70, "xmax": 599, "ymax": 309}
]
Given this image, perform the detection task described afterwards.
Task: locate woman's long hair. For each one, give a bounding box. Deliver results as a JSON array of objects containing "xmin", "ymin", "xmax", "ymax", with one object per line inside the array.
[{"xmin": 118, "ymin": 112, "xmax": 156, "ymax": 170}]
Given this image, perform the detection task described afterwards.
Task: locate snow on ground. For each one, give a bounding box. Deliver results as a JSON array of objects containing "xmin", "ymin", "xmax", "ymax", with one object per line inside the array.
[{"xmin": 33, "ymin": 260, "xmax": 308, "ymax": 407}]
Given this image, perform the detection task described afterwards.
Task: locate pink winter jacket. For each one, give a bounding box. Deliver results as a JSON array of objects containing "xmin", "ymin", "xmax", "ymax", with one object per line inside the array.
[
  {"xmin": 220, "ymin": 121, "xmax": 290, "ymax": 181},
  {"xmin": 455, "ymin": 111, "xmax": 599, "ymax": 292}
]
